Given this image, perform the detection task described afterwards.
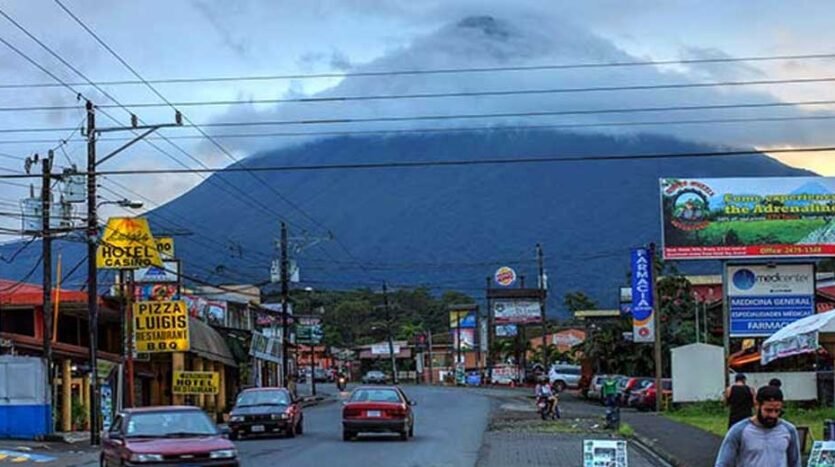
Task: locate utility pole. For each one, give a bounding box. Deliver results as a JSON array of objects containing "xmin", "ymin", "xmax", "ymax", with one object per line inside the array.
[
  {"xmin": 383, "ymin": 282, "xmax": 398, "ymax": 384},
  {"xmin": 84, "ymin": 100, "xmax": 182, "ymax": 445},
  {"xmin": 280, "ymin": 222, "xmax": 290, "ymax": 387},
  {"xmin": 41, "ymin": 151, "xmax": 54, "ymax": 434},
  {"xmin": 649, "ymin": 243, "xmax": 663, "ymax": 413},
  {"xmin": 485, "ymin": 276, "xmax": 493, "ymax": 384},
  {"xmin": 85, "ymin": 100, "xmax": 100, "ymax": 446},
  {"xmin": 427, "ymin": 329, "xmax": 434, "ymax": 384},
  {"xmin": 537, "ymin": 243, "xmax": 547, "ymax": 366}
]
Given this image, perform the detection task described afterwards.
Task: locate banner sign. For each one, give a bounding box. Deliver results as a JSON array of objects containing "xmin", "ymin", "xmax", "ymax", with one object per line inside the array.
[
  {"xmin": 154, "ymin": 237, "xmax": 175, "ymax": 260},
  {"xmin": 807, "ymin": 441, "xmax": 835, "ymax": 467},
  {"xmin": 183, "ymin": 295, "xmax": 226, "ymax": 326},
  {"xmin": 172, "ymin": 371, "xmax": 220, "ymax": 395},
  {"xmin": 490, "ymin": 364, "xmax": 520, "ymax": 384},
  {"xmin": 583, "ymin": 439, "xmax": 628, "ymax": 467},
  {"xmin": 451, "ymin": 328, "xmax": 475, "ymax": 351},
  {"xmin": 661, "ymin": 177, "xmax": 835, "ymax": 260},
  {"xmin": 727, "ymin": 263, "xmax": 815, "ymax": 337},
  {"xmin": 135, "ymin": 284, "xmax": 179, "ymax": 302},
  {"xmin": 492, "ymin": 300, "xmax": 542, "ymax": 324},
  {"xmin": 371, "ymin": 343, "xmax": 401, "ymax": 355},
  {"xmin": 495, "ymin": 324, "xmax": 518, "ymax": 337},
  {"xmin": 134, "ymin": 260, "xmax": 180, "ymax": 283},
  {"xmin": 133, "ymin": 301, "xmax": 189, "ymax": 352},
  {"xmin": 449, "ymin": 310, "xmax": 477, "ymax": 329},
  {"xmin": 296, "ymin": 316, "xmax": 323, "ymax": 345},
  {"xmin": 631, "ymin": 248, "xmax": 655, "ymax": 343},
  {"xmin": 494, "ymin": 266, "xmax": 517, "ymax": 287},
  {"xmin": 250, "ymin": 331, "xmax": 282, "ymax": 364},
  {"xmin": 96, "ymin": 217, "xmax": 163, "ymax": 269}
]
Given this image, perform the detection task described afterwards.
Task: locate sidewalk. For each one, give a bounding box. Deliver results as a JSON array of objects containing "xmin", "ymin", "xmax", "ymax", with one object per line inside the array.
[{"xmin": 623, "ymin": 412, "xmax": 723, "ymax": 467}]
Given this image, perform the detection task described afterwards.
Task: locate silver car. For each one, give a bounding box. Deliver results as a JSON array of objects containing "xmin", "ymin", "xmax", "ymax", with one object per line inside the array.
[{"xmin": 548, "ymin": 364, "xmax": 582, "ymax": 391}]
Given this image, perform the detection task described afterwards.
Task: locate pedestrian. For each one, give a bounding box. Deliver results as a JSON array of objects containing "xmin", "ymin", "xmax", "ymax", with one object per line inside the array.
[
  {"xmin": 725, "ymin": 373, "xmax": 755, "ymax": 429},
  {"xmin": 714, "ymin": 385, "xmax": 801, "ymax": 467},
  {"xmin": 602, "ymin": 376, "xmax": 619, "ymax": 408},
  {"xmin": 769, "ymin": 378, "xmax": 782, "ymax": 389}
]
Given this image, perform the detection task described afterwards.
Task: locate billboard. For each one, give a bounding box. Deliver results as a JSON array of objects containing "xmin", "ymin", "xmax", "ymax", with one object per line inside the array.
[
  {"xmin": 661, "ymin": 177, "xmax": 835, "ymax": 260},
  {"xmin": 133, "ymin": 301, "xmax": 189, "ymax": 353},
  {"xmin": 296, "ymin": 316, "xmax": 323, "ymax": 345},
  {"xmin": 494, "ymin": 267, "xmax": 517, "ymax": 287},
  {"xmin": 172, "ymin": 371, "xmax": 219, "ymax": 395},
  {"xmin": 492, "ymin": 300, "xmax": 542, "ymax": 324},
  {"xmin": 371, "ymin": 343, "xmax": 401, "ymax": 355},
  {"xmin": 96, "ymin": 217, "xmax": 163, "ymax": 269},
  {"xmin": 631, "ymin": 248, "xmax": 655, "ymax": 343},
  {"xmin": 726, "ymin": 263, "xmax": 815, "ymax": 337},
  {"xmin": 134, "ymin": 260, "xmax": 180, "ymax": 283},
  {"xmin": 449, "ymin": 310, "xmax": 477, "ymax": 329},
  {"xmin": 451, "ymin": 328, "xmax": 475, "ymax": 351},
  {"xmin": 495, "ymin": 324, "xmax": 518, "ymax": 337}
]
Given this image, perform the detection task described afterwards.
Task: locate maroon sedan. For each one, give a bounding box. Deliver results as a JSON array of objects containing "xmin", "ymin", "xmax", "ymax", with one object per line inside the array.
[
  {"xmin": 101, "ymin": 406, "xmax": 238, "ymax": 466},
  {"xmin": 227, "ymin": 387, "xmax": 303, "ymax": 439},
  {"xmin": 342, "ymin": 386, "xmax": 416, "ymax": 441}
]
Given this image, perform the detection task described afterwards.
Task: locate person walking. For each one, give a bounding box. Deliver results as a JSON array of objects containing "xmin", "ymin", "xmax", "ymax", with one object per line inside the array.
[
  {"xmin": 725, "ymin": 373, "xmax": 755, "ymax": 429},
  {"xmin": 715, "ymin": 385, "xmax": 801, "ymax": 467}
]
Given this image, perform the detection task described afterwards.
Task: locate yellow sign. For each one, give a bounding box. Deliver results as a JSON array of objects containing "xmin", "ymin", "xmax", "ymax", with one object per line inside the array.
[
  {"xmin": 172, "ymin": 371, "xmax": 219, "ymax": 395},
  {"xmin": 155, "ymin": 237, "xmax": 175, "ymax": 260},
  {"xmin": 96, "ymin": 217, "xmax": 163, "ymax": 269},
  {"xmin": 133, "ymin": 301, "xmax": 189, "ymax": 353}
]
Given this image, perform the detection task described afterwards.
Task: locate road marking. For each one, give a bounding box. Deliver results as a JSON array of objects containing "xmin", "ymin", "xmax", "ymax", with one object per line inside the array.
[{"xmin": 0, "ymin": 450, "xmax": 56, "ymax": 463}]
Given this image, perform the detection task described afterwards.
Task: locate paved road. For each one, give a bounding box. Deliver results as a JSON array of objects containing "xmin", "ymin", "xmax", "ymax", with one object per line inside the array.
[{"xmin": 236, "ymin": 384, "xmax": 490, "ymax": 467}]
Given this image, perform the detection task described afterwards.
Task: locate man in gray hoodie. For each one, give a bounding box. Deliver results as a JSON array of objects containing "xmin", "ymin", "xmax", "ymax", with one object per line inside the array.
[{"xmin": 715, "ymin": 385, "xmax": 800, "ymax": 467}]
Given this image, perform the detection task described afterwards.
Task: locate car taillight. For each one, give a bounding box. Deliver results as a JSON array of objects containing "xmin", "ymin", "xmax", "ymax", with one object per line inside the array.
[
  {"xmin": 387, "ymin": 405, "xmax": 407, "ymax": 417},
  {"xmin": 344, "ymin": 408, "xmax": 361, "ymax": 417}
]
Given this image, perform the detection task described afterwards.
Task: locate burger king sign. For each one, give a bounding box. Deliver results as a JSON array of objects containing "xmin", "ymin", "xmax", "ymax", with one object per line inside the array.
[{"xmin": 494, "ymin": 266, "xmax": 517, "ymax": 287}]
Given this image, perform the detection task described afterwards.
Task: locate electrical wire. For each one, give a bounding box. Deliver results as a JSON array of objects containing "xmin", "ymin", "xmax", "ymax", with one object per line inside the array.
[{"xmin": 3, "ymin": 51, "xmax": 835, "ymax": 88}]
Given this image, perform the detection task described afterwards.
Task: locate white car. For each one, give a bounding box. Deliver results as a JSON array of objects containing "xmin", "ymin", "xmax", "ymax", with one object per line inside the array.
[{"xmin": 548, "ymin": 364, "xmax": 582, "ymax": 391}]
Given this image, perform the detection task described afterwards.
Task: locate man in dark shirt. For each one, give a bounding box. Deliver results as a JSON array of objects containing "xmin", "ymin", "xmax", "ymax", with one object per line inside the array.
[{"xmin": 725, "ymin": 373, "xmax": 755, "ymax": 429}]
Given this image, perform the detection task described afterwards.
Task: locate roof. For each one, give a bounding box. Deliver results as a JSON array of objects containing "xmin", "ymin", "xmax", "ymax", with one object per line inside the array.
[
  {"xmin": 240, "ymin": 387, "xmax": 289, "ymax": 393},
  {"xmin": 574, "ymin": 309, "xmax": 620, "ymax": 319},
  {"xmin": 0, "ymin": 279, "xmax": 89, "ymax": 306},
  {"xmin": 189, "ymin": 317, "xmax": 237, "ymax": 367}
]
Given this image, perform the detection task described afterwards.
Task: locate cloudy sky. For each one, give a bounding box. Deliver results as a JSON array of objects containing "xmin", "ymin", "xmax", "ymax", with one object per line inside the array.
[{"xmin": 2, "ymin": 0, "xmax": 835, "ymax": 240}]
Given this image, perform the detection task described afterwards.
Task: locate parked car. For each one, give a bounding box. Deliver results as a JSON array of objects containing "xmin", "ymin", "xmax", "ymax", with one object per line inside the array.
[
  {"xmin": 620, "ymin": 377, "xmax": 654, "ymax": 407},
  {"xmin": 548, "ymin": 364, "xmax": 582, "ymax": 391},
  {"xmin": 587, "ymin": 375, "xmax": 625, "ymax": 402},
  {"xmin": 342, "ymin": 386, "xmax": 416, "ymax": 441},
  {"xmin": 101, "ymin": 406, "xmax": 238, "ymax": 466},
  {"xmin": 633, "ymin": 379, "xmax": 673, "ymax": 412},
  {"xmin": 227, "ymin": 388, "xmax": 303, "ymax": 439},
  {"xmin": 361, "ymin": 370, "xmax": 388, "ymax": 384}
]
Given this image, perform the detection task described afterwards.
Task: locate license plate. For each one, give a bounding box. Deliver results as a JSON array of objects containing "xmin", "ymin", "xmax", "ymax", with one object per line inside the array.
[
  {"xmin": 367, "ymin": 410, "xmax": 381, "ymax": 418},
  {"xmin": 251, "ymin": 425, "xmax": 265, "ymax": 433}
]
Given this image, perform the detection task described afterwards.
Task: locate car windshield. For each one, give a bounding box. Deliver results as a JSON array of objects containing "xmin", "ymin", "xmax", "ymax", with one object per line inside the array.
[
  {"xmin": 367, "ymin": 371, "xmax": 384, "ymax": 377},
  {"xmin": 125, "ymin": 411, "xmax": 217, "ymax": 438},
  {"xmin": 350, "ymin": 388, "xmax": 402, "ymax": 403},
  {"xmin": 236, "ymin": 390, "xmax": 290, "ymax": 407}
]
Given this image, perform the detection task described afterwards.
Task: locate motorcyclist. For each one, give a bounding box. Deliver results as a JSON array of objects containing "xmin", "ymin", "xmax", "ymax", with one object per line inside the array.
[
  {"xmin": 535, "ymin": 377, "xmax": 556, "ymax": 416},
  {"xmin": 336, "ymin": 369, "xmax": 348, "ymax": 391}
]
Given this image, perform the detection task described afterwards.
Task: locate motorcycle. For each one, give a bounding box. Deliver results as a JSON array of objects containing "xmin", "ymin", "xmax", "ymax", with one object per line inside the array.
[
  {"xmin": 536, "ymin": 395, "xmax": 560, "ymax": 420},
  {"xmin": 336, "ymin": 376, "xmax": 347, "ymax": 391}
]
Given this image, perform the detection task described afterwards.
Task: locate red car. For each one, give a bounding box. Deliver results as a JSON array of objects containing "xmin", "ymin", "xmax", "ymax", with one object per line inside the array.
[
  {"xmin": 342, "ymin": 386, "xmax": 416, "ymax": 441},
  {"xmin": 227, "ymin": 387, "xmax": 303, "ymax": 439},
  {"xmin": 634, "ymin": 379, "xmax": 673, "ymax": 412},
  {"xmin": 101, "ymin": 406, "xmax": 238, "ymax": 466}
]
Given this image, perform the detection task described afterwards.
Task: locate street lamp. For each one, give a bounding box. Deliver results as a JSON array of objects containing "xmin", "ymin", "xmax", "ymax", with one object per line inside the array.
[{"xmin": 97, "ymin": 198, "xmax": 144, "ymax": 209}]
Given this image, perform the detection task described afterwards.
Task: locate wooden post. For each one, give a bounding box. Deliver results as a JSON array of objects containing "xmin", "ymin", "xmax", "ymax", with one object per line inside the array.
[
  {"xmin": 193, "ymin": 358, "xmax": 205, "ymax": 408},
  {"xmin": 61, "ymin": 359, "xmax": 72, "ymax": 432},
  {"xmin": 215, "ymin": 362, "xmax": 225, "ymax": 420},
  {"xmin": 171, "ymin": 353, "xmax": 185, "ymax": 405},
  {"xmin": 82, "ymin": 374, "xmax": 91, "ymax": 430},
  {"xmin": 150, "ymin": 363, "xmax": 161, "ymax": 406}
]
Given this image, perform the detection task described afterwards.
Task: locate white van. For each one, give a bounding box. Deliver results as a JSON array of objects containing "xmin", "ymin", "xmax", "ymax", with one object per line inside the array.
[{"xmin": 548, "ymin": 363, "xmax": 582, "ymax": 391}]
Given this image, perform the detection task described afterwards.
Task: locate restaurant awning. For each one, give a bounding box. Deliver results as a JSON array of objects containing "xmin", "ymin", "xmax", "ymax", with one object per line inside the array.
[{"xmin": 189, "ymin": 317, "xmax": 237, "ymax": 367}]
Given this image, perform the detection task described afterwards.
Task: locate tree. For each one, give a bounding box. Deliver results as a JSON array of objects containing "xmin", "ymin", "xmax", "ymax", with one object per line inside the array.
[{"xmin": 564, "ymin": 291, "xmax": 597, "ymax": 312}]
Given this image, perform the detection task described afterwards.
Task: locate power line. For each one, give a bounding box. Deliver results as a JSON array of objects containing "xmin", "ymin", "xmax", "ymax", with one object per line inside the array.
[
  {"xmin": 4, "ymin": 75, "xmax": 835, "ymax": 112},
  {"xmin": 4, "ymin": 113, "xmax": 835, "ymax": 146},
  {"xmin": 6, "ymin": 98, "xmax": 835, "ymax": 134},
  {"xmin": 2, "ymin": 51, "xmax": 835, "ymax": 89},
  {"xmin": 0, "ymin": 252, "xmax": 42, "ymax": 291},
  {"xmin": 2, "ymin": 145, "xmax": 833, "ymax": 180}
]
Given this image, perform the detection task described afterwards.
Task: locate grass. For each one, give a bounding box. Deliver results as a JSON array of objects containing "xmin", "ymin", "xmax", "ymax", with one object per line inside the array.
[
  {"xmin": 696, "ymin": 218, "xmax": 826, "ymax": 245},
  {"xmin": 618, "ymin": 422, "xmax": 635, "ymax": 438},
  {"xmin": 665, "ymin": 401, "xmax": 831, "ymax": 451}
]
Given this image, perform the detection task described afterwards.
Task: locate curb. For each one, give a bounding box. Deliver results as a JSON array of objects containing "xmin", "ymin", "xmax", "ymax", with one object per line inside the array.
[{"xmin": 632, "ymin": 432, "xmax": 682, "ymax": 467}]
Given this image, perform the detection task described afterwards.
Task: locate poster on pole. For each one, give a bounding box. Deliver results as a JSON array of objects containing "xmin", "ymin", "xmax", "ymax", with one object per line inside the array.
[
  {"xmin": 726, "ymin": 263, "xmax": 815, "ymax": 337},
  {"xmin": 451, "ymin": 328, "xmax": 475, "ymax": 351},
  {"xmin": 631, "ymin": 248, "xmax": 655, "ymax": 343},
  {"xmin": 495, "ymin": 324, "xmax": 518, "ymax": 337},
  {"xmin": 133, "ymin": 301, "xmax": 189, "ymax": 353},
  {"xmin": 661, "ymin": 177, "xmax": 835, "ymax": 260},
  {"xmin": 492, "ymin": 300, "xmax": 542, "ymax": 324},
  {"xmin": 172, "ymin": 371, "xmax": 220, "ymax": 395},
  {"xmin": 449, "ymin": 310, "xmax": 477, "ymax": 328}
]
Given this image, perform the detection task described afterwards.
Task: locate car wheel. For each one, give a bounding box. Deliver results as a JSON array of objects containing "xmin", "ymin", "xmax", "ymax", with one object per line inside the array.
[
  {"xmin": 229, "ymin": 431, "xmax": 239, "ymax": 441},
  {"xmin": 287, "ymin": 422, "xmax": 297, "ymax": 438},
  {"xmin": 343, "ymin": 430, "xmax": 354, "ymax": 441},
  {"xmin": 409, "ymin": 423, "xmax": 414, "ymax": 438},
  {"xmin": 555, "ymin": 381, "xmax": 566, "ymax": 392},
  {"xmin": 296, "ymin": 418, "xmax": 304, "ymax": 435},
  {"xmin": 99, "ymin": 454, "xmax": 106, "ymax": 467},
  {"xmin": 400, "ymin": 430, "xmax": 408, "ymax": 441}
]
